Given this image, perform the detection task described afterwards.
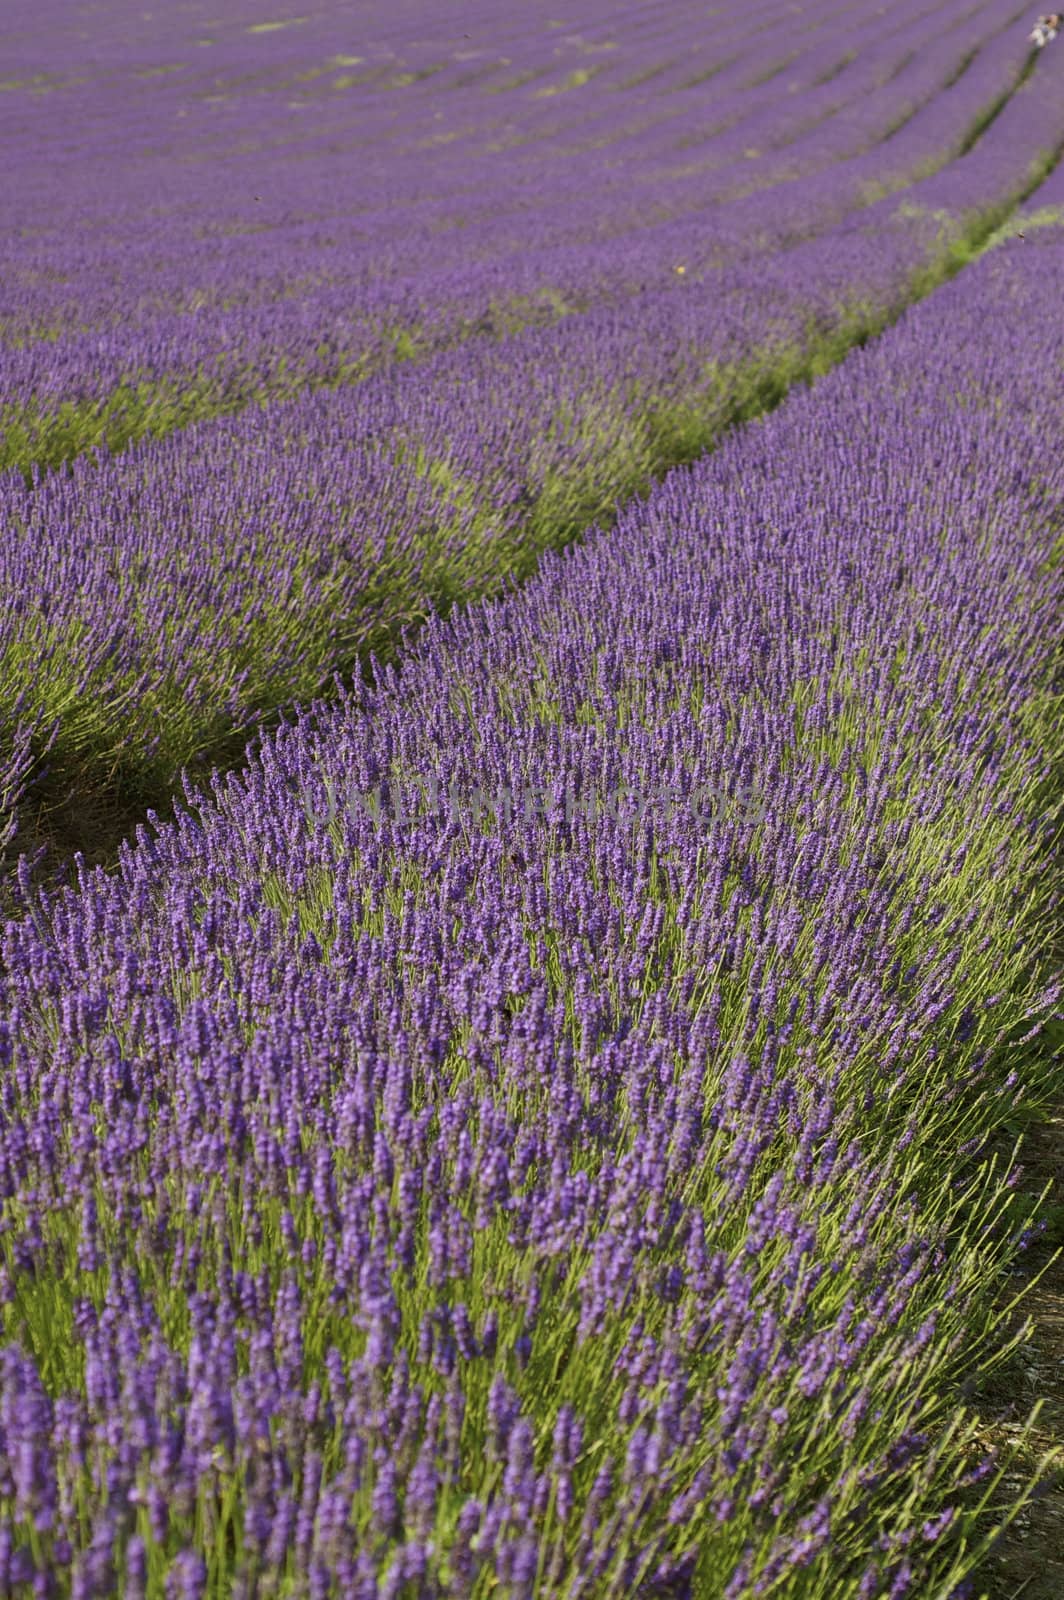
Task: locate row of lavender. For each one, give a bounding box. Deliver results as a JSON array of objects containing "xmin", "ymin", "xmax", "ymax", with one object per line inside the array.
[
  {"xmin": 0, "ymin": 0, "xmax": 907, "ymax": 347},
  {"xmin": 0, "ymin": 214, "xmax": 1060, "ymax": 1596},
  {"xmin": 3, "ymin": 30, "xmax": 1062, "ymax": 865},
  {"xmin": 0, "ymin": 0, "xmax": 1014, "ymax": 329},
  {"xmin": 0, "ymin": 0, "xmax": 1033, "ymax": 460}
]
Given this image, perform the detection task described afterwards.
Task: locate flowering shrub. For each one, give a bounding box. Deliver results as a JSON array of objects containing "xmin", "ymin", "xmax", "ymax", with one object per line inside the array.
[{"xmin": 0, "ymin": 229, "xmax": 1060, "ymax": 1593}]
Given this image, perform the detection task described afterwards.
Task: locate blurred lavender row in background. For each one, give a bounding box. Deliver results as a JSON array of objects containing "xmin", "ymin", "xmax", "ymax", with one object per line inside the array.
[{"xmin": 1, "ymin": 0, "xmax": 1061, "ymax": 865}]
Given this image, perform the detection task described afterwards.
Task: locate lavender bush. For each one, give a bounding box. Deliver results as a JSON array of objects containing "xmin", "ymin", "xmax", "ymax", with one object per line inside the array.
[{"xmin": 0, "ymin": 213, "xmax": 1060, "ymax": 1594}]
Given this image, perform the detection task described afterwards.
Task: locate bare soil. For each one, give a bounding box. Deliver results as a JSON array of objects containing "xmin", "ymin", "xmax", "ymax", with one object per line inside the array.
[{"xmin": 977, "ymin": 1109, "xmax": 1064, "ymax": 1600}]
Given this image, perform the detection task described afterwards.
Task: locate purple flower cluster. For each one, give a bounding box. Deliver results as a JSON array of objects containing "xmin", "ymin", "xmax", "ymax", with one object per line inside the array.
[{"xmin": 0, "ymin": 217, "xmax": 1060, "ymax": 1592}]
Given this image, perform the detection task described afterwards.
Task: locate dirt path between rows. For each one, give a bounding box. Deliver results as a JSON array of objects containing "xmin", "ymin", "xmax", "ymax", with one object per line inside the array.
[{"xmin": 979, "ymin": 1108, "xmax": 1064, "ymax": 1600}]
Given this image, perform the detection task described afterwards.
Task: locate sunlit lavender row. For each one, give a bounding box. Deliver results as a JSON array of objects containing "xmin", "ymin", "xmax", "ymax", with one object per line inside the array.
[
  {"xmin": 0, "ymin": 0, "xmax": 1020, "ymax": 322},
  {"xmin": 0, "ymin": 0, "xmax": 1035, "ymax": 465},
  {"xmin": 0, "ymin": 211, "xmax": 1060, "ymax": 1595},
  {"xmin": 3, "ymin": 21, "xmax": 1062, "ymax": 863}
]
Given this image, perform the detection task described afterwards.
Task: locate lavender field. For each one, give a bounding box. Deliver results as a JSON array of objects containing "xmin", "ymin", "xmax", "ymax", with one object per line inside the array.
[{"xmin": 1, "ymin": 1, "xmax": 1063, "ymax": 1595}]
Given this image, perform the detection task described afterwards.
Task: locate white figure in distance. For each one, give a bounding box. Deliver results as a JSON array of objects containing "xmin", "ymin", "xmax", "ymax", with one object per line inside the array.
[{"xmin": 1030, "ymin": 12, "xmax": 1062, "ymax": 46}]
